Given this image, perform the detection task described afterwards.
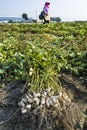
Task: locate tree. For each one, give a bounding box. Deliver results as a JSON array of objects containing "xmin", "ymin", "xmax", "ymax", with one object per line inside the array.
[
  {"xmin": 8, "ymin": 19, "xmax": 14, "ymax": 23},
  {"xmin": 50, "ymin": 17, "xmax": 61, "ymax": 22},
  {"xmin": 22, "ymin": 13, "xmax": 28, "ymax": 21}
]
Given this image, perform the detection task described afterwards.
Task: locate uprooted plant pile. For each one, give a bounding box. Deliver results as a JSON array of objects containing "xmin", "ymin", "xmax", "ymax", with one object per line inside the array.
[
  {"xmin": 0, "ymin": 78, "xmax": 86, "ymax": 130},
  {"xmin": 18, "ymin": 87, "xmax": 82, "ymax": 130}
]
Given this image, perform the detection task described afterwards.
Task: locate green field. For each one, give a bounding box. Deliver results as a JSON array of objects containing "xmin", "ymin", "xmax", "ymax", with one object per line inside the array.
[{"xmin": 0, "ymin": 22, "xmax": 87, "ymax": 89}]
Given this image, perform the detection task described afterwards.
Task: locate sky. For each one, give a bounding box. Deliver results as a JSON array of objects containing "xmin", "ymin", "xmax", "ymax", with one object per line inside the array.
[{"xmin": 0, "ymin": 0, "xmax": 87, "ymax": 21}]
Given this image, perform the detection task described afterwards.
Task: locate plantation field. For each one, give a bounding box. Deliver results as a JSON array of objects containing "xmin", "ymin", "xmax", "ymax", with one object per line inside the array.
[
  {"xmin": 0, "ymin": 22, "xmax": 87, "ymax": 130},
  {"xmin": 0, "ymin": 22, "xmax": 87, "ymax": 87}
]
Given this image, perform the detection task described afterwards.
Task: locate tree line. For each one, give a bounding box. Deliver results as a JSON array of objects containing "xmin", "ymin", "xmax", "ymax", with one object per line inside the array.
[
  {"xmin": 21, "ymin": 13, "xmax": 61, "ymax": 22},
  {"xmin": 8, "ymin": 13, "xmax": 61, "ymax": 23}
]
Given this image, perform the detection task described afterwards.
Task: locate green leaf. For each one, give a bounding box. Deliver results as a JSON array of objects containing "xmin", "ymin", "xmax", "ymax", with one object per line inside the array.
[{"xmin": 0, "ymin": 69, "xmax": 4, "ymax": 74}]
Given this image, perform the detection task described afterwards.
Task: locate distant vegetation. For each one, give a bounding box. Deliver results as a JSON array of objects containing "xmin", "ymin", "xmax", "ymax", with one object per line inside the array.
[
  {"xmin": 6, "ymin": 13, "xmax": 61, "ymax": 23},
  {"xmin": 21, "ymin": 13, "xmax": 29, "ymax": 21},
  {"xmin": 50, "ymin": 17, "xmax": 61, "ymax": 22}
]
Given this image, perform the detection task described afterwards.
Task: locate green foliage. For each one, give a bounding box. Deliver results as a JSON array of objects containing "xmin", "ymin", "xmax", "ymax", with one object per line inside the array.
[
  {"xmin": 8, "ymin": 19, "xmax": 14, "ymax": 23},
  {"xmin": 21, "ymin": 13, "xmax": 28, "ymax": 20},
  {"xmin": 50, "ymin": 17, "xmax": 61, "ymax": 22},
  {"xmin": 0, "ymin": 22, "xmax": 87, "ymax": 89}
]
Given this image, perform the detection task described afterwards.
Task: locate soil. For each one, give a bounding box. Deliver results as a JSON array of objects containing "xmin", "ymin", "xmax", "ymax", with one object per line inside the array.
[{"xmin": 0, "ymin": 72, "xmax": 87, "ymax": 130}]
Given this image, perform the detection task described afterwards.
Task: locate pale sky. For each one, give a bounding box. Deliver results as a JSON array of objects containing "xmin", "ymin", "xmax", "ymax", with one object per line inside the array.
[{"xmin": 0, "ymin": 0, "xmax": 87, "ymax": 21}]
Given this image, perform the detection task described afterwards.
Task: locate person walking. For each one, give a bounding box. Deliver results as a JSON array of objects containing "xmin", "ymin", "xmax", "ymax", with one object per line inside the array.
[
  {"xmin": 39, "ymin": 2, "xmax": 50, "ymax": 23},
  {"xmin": 43, "ymin": 2, "xmax": 50, "ymax": 24}
]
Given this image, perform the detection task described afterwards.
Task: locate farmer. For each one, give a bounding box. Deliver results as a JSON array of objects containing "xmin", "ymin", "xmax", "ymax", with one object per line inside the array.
[{"xmin": 43, "ymin": 2, "xmax": 50, "ymax": 24}]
